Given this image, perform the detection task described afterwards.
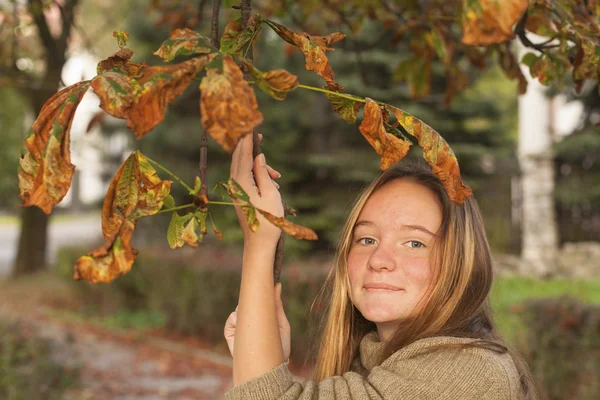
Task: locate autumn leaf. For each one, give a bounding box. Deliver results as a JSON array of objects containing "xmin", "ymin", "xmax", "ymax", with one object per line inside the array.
[
  {"xmin": 387, "ymin": 105, "xmax": 473, "ymax": 204},
  {"xmin": 497, "ymin": 44, "xmax": 527, "ymax": 95},
  {"xmin": 461, "ymin": 0, "xmax": 529, "ymax": 45},
  {"xmin": 153, "ymin": 28, "xmax": 213, "ymax": 61},
  {"xmin": 529, "ymin": 52, "xmax": 569, "ymax": 87},
  {"xmin": 167, "ymin": 212, "xmax": 196, "ymax": 249},
  {"xmin": 257, "ymin": 209, "xmax": 318, "ymax": 240},
  {"xmin": 220, "ymin": 15, "xmax": 263, "ymax": 56},
  {"xmin": 265, "ymin": 20, "xmax": 345, "ymax": 91},
  {"xmin": 325, "ymin": 93, "xmax": 364, "ymax": 124},
  {"xmin": 241, "ymin": 59, "xmax": 298, "ymax": 100},
  {"xmin": 210, "ymin": 214, "xmax": 223, "ymax": 240},
  {"xmin": 18, "ymin": 81, "xmax": 91, "ymax": 214},
  {"xmin": 96, "ymin": 48, "xmax": 144, "ymax": 77},
  {"xmin": 358, "ymin": 98, "xmax": 411, "ymax": 170},
  {"xmin": 74, "ymin": 220, "xmax": 138, "ymax": 284},
  {"xmin": 572, "ymin": 42, "xmax": 600, "ymax": 83},
  {"xmin": 102, "ymin": 151, "xmax": 172, "ymax": 240},
  {"xmin": 200, "ymin": 56, "xmax": 263, "ymax": 153},
  {"xmin": 113, "ymin": 30, "xmax": 129, "ymax": 48},
  {"xmin": 93, "ymin": 55, "xmax": 211, "ymax": 138}
]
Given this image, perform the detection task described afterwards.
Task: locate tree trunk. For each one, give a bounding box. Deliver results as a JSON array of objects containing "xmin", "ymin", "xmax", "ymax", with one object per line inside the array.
[
  {"xmin": 13, "ymin": 207, "xmax": 49, "ymax": 276},
  {"xmin": 517, "ymin": 43, "xmax": 559, "ymax": 277}
]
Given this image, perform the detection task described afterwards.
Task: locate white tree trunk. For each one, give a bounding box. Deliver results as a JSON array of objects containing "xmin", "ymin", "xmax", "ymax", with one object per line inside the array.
[{"xmin": 517, "ymin": 46, "xmax": 559, "ymax": 277}]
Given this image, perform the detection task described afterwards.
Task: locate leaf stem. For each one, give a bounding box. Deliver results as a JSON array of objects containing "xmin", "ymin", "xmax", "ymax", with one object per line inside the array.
[
  {"xmin": 208, "ymin": 200, "xmax": 237, "ymax": 206},
  {"xmin": 136, "ymin": 203, "xmax": 196, "ymax": 218},
  {"xmin": 297, "ymin": 84, "xmax": 366, "ymax": 103},
  {"xmin": 144, "ymin": 155, "xmax": 195, "ymax": 193}
]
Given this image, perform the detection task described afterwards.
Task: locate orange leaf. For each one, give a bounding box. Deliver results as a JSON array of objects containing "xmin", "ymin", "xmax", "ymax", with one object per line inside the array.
[
  {"xmin": 242, "ymin": 59, "xmax": 298, "ymax": 100},
  {"xmin": 461, "ymin": 0, "xmax": 529, "ymax": 45},
  {"xmin": 387, "ymin": 105, "xmax": 472, "ymax": 204},
  {"xmin": 265, "ymin": 20, "xmax": 345, "ymax": 91},
  {"xmin": 92, "ymin": 55, "xmax": 211, "ymax": 138},
  {"xmin": 102, "ymin": 151, "xmax": 172, "ymax": 241},
  {"xmin": 74, "ymin": 220, "xmax": 138, "ymax": 284},
  {"xmin": 358, "ymin": 98, "xmax": 411, "ymax": 170},
  {"xmin": 18, "ymin": 81, "xmax": 91, "ymax": 214},
  {"xmin": 257, "ymin": 209, "xmax": 318, "ymax": 241},
  {"xmin": 200, "ymin": 56, "xmax": 264, "ymax": 153}
]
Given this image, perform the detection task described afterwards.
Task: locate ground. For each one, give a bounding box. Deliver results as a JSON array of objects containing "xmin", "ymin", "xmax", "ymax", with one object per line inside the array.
[{"xmin": 0, "ymin": 273, "xmax": 235, "ymax": 400}]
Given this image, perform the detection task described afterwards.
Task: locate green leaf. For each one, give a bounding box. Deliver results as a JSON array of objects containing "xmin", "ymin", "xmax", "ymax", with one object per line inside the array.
[
  {"xmin": 521, "ymin": 53, "xmax": 539, "ymax": 68},
  {"xmin": 219, "ymin": 15, "xmax": 263, "ymax": 56},
  {"xmin": 167, "ymin": 212, "xmax": 193, "ymax": 249},
  {"xmin": 162, "ymin": 194, "xmax": 175, "ymax": 210},
  {"xmin": 195, "ymin": 210, "xmax": 208, "ymax": 235},
  {"xmin": 325, "ymin": 93, "xmax": 363, "ymax": 124},
  {"xmin": 190, "ymin": 176, "xmax": 202, "ymax": 195},
  {"xmin": 223, "ymin": 178, "xmax": 250, "ymax": 202},
  {"xmin": 223, "ymin": 0, "xmax": 236, "ymax": 9},
  {"xmin": 241, "ymin": 204, "xmax": 260, "ymax": 232}
]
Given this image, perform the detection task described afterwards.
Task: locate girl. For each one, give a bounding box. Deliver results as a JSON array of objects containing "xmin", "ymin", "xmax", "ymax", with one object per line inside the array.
[{"xmin": 224, "ymin": 133, "xmax": 536, "ymax": 399}]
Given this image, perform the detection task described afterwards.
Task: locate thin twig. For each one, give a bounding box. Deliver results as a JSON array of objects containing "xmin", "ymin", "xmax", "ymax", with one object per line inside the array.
[{"xmin": 211, "ymin": 0, "xmax": 222, "ymax": 48}]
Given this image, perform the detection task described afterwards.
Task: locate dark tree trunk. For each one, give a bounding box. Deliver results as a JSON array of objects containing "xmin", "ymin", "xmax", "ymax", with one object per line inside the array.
[{"xmin": 13, "ymin": 207, "xmax": 50, "ymax": 276}]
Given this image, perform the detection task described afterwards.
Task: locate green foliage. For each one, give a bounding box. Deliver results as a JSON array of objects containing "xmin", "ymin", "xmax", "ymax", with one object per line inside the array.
[
  {"xmin": 517, "ymin": 297, "xmax": 600, "ymax": 400},
  {"xmin": 0, "ymin": 319, "xmax": 79, "ymax": 399},
  {"xmin": 0, "ymin": 87, "xmax": 27, "ymax": 209}
]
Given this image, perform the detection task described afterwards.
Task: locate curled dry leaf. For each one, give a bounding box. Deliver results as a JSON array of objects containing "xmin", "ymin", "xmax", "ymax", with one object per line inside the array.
[
  {"xmin": 220, "ymin": 14, "xmax": 263, "ymax": 56},
  {"xmin": 96, "ymin": 48, "xmax": 144, "ymax": 76},
  {"xmin": 257, "ymin": 209, "xmax": 318, "ymax": 241},
  {"xmin": 74, "ymin": 220, "xmax": 138, "ymax": 284},
  {"xmin": 200, "ymin": 56, "xmax": 264, "ymax": 153},
  {"xmin": 461, "ymin": 0, "xmax": 529, "ymax": 45},
  {"xmin": 18, "ymin": 81, "xmax": 91, "ymax": 214},
  {"xmin": 387, "ymin": 105, "xmax": 473, "ymax": 204},
  {"xmin": 325, "ymin": 93, "xmax": 364, "ymax": 124},
  {"xmin": 242, "ymin": 59, "xmax": 298, "ymax": 100},
  {"xmin": 102, "ymin": 151, "xmax": 172, "ymax": 241},
  {"xmin": 153, "ymin": 28, "xmax": 213, "ymax": 61},
  {"xmin": 265, "ymin": 20, "xmax": 345, "ymax": 91},
  {"xmin": 359, "ymin": 98, "xmax": 411, "ymax": 170},
  {"xmin": 92, "ymin": 55, "xmax": 211, "ymax": 138}
]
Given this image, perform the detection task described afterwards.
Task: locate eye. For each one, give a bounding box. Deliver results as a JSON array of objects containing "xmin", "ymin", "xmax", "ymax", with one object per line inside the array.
[
  {"xmin": 357, "ymin": 237, "xmax": 377, "ymax": 245},
  {"xmin": 406, "ymin": 240, "xmax": 425, "ymax": 249}
]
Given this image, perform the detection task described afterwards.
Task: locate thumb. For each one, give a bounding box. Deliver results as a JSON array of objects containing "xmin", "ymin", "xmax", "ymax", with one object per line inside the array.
[
  {"xmin": 275, "ymin": 283, "xmax": 286, "ymax": 318},
  {"xmin": 253, "ymin": 154, "xmax": 273, "ymax": 193}
]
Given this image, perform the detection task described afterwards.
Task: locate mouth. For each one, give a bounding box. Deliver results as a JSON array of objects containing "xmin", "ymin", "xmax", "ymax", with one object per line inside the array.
[{"xmin": 363, "ymin": 284, "xmax": 402, "ymax": 291}]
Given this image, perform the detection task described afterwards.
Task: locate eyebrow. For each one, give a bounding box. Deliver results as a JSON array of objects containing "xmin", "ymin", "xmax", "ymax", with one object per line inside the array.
[{"xmin": 353, "ymin": 220, "xmax": 437, "ymax": 237}]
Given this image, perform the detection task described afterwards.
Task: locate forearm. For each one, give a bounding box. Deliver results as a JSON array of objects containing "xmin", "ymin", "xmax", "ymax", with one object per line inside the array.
[{"xmin": 233, "ymin": 240, "xmax": 285, "ymax": 385}]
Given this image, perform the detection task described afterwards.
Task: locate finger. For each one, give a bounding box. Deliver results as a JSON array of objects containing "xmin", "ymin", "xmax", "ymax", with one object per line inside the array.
[
  {"xmin": 258, "ymin": 133, "xmax": 263, "ymax": 142},
  {"xmin": 230, "ymin": 137, "xmax": 244, "ymax": 177},
  {"xmin": 267, "ymin": 165, "xmax": 281, "ymax": 180},
  {"xmin": 239, "ymin": 133, "xmax": 255, "ymax": 180},
  {"xmin": 253, "ymin": 153, "xmax": 275, "ymax": 194}
]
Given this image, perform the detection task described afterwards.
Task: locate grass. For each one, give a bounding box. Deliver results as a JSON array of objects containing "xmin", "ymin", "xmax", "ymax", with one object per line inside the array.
[
  {"xmin": 0, "ymin": 211, "xmax": 100, "ymax": 226},
  {"xmin": 491, "ymin": 277, "xmax": 600, "ymax": 343}
]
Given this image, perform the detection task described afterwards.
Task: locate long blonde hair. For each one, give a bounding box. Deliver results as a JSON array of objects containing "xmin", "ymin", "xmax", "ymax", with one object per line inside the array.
[{"xmin": 309, "ymin": 159, "xmax": 538, "ymax": 398}]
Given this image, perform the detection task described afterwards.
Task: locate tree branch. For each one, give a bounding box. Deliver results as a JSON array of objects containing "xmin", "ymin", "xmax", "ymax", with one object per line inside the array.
[
  {"xmin": 515, "ymin": 11, "xmax": 559, "ymax": 53},
  {"xmin": 28, "ymin": 0, "xmax": 57, "ymax": 56},
  {"xmin": 211, "ymin": 0, "xmax": 222, "ymax": 48}
]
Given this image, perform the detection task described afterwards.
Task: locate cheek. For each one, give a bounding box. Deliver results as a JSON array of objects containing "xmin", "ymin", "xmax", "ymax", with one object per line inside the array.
[{"xmin": 403, "ymin": 258, "xmax": 434, "ymax": 291}]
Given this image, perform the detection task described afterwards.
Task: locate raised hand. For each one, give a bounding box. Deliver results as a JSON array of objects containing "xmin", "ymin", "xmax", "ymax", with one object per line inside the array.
[{"xmin": 230, "ymin": 133, "xmax": 284, "ymax": 245}]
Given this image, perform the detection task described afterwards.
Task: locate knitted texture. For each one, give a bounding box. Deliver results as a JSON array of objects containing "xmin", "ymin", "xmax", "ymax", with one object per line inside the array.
[{"xmin": 225, "ymin": 332, "xmax": 524, "ymax": 400}]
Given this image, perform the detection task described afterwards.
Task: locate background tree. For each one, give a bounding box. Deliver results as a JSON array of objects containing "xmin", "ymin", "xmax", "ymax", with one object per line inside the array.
[{"xmin": 1, "ymin": 0, "xmax": 81, "ymax": 276}]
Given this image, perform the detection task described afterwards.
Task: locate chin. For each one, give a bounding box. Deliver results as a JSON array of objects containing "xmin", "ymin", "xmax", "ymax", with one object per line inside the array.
[{"xmin": 358, "ymin": 306, "xmax": 405, "ymax": 324}]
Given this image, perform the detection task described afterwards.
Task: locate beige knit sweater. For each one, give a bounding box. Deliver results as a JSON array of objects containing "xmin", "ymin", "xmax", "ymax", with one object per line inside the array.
[{"xmin": 225, "ymin": 332, "xmax": 524, "ymax": 400}]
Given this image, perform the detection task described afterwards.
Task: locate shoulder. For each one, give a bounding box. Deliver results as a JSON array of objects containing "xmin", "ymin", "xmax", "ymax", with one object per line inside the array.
[{"xmin": 377, "ymin": 336, "xmax": 523, "ymax": 399}]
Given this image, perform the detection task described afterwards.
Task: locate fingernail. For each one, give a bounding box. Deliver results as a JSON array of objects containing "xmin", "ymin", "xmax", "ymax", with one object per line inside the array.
[{"xmin": 258, "ymin": 153, "xmax": 266, "ymax": 166}]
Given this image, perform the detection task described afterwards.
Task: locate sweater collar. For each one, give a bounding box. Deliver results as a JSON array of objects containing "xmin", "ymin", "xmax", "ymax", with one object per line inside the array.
[{"xmin": 358, "ymin": 331, "xmax": 386, "ymax": 371}]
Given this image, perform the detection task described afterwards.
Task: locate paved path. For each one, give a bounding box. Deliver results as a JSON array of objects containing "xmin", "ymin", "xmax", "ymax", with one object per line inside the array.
[{"xmin": 0, "ymin": 213, "xmax": 103, "ymax": 277}]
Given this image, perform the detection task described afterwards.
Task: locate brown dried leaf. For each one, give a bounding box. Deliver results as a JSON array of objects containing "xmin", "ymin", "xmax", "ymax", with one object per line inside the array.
[
  {"xmin": 220, "ymin": 15, "xmax": 263, "ymax": 56},
  {"xmin": 92, "ymin": 56, "xmax": 210, "ymax": 138},
  {"xmin": 96, "ymin": 48, "xmax": 144, "ymax": 77},
  {"xmin": 18, "ymin": 81, "xmax": 91, "ymax": 214},
  {"xmin": 461, "ymin": 0, "xmax": 529, "ymax": 45},
  {"xmin": 153, "ymin": 28, "xmax": 213, "ymax": 61},
  {"xmin": 242, "ymin": 59, "xmax": 298, "ymax": 100},
  {"xmin": 265, "ymin": 20, "xmax": 345, "ymax": 91},
  {"xmin": 387, "ymin": 105, "xmax": 473, "ymax": 204},
  {"xmin": 200, "ymin": 56, "xmax": 264, "ymax": 153},
  {"xmin": 257, "ymin": 209, "xmax": 318, "ymax": 241},
  {"xmin": 74, "ymin": 220, "xmax": 138, "ymax": 284},
  {"xmin": 358, "ymin": 98, "xmax": 411, "ymax": 170}
]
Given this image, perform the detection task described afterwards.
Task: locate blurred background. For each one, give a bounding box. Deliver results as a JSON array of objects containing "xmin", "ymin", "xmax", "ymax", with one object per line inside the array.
[{"xmin": 0, "ymin": 0, "xmax": 598, "ymax": 399}]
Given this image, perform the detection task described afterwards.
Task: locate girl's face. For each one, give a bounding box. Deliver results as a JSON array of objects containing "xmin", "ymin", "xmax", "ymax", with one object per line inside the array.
[{"xmin": 347, "ymin": 179, "xmax": 443, "ymax": 342}]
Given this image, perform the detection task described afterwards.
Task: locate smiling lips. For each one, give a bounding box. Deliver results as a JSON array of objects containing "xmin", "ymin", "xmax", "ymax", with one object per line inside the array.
[{"xmin": 363, "ymin": 283, "xmax": 402, "ymax": 291}]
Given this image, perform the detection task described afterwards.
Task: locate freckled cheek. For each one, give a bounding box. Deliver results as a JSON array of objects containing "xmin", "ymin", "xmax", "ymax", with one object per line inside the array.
[{"xmin": 402, "ymin": 258, "xmax": 433, "ymax": 289}]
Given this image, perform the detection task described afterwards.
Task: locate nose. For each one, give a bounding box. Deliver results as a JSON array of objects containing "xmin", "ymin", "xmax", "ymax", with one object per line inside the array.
[{"xmin": 367, "ymin": 244, "xmax": 396, "ymax": 272}]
